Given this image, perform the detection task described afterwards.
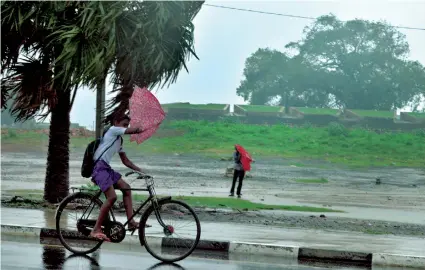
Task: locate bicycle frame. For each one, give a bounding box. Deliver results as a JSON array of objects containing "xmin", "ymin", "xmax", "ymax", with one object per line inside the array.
[{"xmin": 79, "ymin": 175, "xmax": 169, "ymax": 230}]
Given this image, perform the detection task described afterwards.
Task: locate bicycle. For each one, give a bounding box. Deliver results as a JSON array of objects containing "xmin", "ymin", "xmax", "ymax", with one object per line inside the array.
[{"xmin": 55, "ymin": 171, "xmax": 201, "ymax": 263}]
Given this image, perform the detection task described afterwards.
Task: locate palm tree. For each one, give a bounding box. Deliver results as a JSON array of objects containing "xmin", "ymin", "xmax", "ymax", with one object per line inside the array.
[{"xmin": 1, "ymin": 1, "xmax": 204, "ymax": 203}]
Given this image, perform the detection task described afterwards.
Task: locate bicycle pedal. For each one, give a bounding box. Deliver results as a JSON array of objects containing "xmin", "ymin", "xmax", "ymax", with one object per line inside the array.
[{"xmin": 130, "ymin": 229, "xmax": 136, "ymax": 236}]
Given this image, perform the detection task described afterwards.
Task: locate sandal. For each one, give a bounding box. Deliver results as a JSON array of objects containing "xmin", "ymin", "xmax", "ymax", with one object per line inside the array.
[{"xmin": 90, "ymin": 232, "xmax": 110, "ymax": 242}]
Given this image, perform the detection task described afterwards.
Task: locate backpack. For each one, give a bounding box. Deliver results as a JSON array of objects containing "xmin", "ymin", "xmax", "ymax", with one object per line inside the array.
[{"xmin": 81, "ymin": 136, "xmax": 123, "ymax": 178}]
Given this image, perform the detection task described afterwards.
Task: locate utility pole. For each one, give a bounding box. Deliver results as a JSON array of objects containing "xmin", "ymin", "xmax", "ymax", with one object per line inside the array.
[{"xmin": 95, "ymin": 72, "xmax": 107, "ymax": 138}]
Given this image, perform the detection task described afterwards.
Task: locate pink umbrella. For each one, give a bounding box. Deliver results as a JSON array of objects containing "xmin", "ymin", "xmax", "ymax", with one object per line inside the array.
[{"xmin": 129, "ymin": 86, "xmax": 166, "ymax": 144}]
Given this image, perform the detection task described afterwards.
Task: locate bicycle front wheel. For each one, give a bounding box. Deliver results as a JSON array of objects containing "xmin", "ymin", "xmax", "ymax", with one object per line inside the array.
[
  {"xmin": 139, "ymin": 199, "xmax": 201, "ymax": 263},
  {"xmin": 56, "ymin": 192, "xmax": 105, "ymax": 255}
]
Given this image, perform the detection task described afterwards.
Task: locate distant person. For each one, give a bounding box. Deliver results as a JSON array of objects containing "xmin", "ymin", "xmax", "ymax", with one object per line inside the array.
[
  {"xmin": 90, "ymin": 114, "xmax": 148, "ymax": 241},
  {"xmin": 229, "ymin": 146, "xmax": 245, "ymax": 198}
]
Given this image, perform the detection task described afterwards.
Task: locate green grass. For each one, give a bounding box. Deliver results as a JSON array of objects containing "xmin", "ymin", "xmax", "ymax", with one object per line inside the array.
[
  {"xmin": 3, "ymin": 189, "xmax": 340, "ymax": 212},
  {"xmin": 297, "ymin": 107, "xmax": 339, "ymax": 115},
  {"xmin": 239, "ymin": 105, "xmax": 282, "ymax": 112},
  {"xmin": 364, "ymin": 229, "xmax": 387, "ymax": 235},
  {"xmin": 168, "ymin": 195, "xmax": 341, "ymax": 212},
  {"xmin": 2, "ymin": 120, "xmax": 425, "ymax": 168},
  {"xmin": 294, "ymin": 178, "xmax": 329, "ymax": 184},
  {"xmin": 408, "ymin": 112, "xmax": 425, "ymax": 119},
  {"xmin": 350, "ymin": 110, "xmax": 393, "ymax": 118},
  {"xmin": 162, "ymin": 103, "xmax": 226, "ymax": 110}
]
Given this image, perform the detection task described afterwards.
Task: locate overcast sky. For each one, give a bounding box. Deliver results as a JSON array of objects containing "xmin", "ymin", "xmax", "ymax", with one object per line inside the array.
[{"xmin": 71, "ymin": 0, "xmax": 425, "ymax": 129}]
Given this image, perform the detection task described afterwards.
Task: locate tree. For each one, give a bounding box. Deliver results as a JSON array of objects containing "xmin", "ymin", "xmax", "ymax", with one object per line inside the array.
[
  {"xmin": 287, "ymin": 14, "xmax": 425, "ymax": 110},
  {"xmin": 1, "ymin": 1, "xmax": 204, "ymax": 203},
  {"xmin": 236, "ymin": 48, "xmax": 330, "ymax": 110}
]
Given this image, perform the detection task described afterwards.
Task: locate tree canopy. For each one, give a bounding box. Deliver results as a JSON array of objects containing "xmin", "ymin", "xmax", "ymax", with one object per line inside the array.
[
  {"xmin": 237, "ymin": 14, "xmax": 425, "ymax": 110},
  {"xmin": 1, "ymin": 0, "xmax": 204, "ymax": 120}
]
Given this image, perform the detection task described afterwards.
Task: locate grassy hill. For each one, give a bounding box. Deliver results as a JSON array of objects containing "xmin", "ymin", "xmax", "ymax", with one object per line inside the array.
[{"xmin": 2, "ymin": 120, "xmax": 424, "ymax": 168}]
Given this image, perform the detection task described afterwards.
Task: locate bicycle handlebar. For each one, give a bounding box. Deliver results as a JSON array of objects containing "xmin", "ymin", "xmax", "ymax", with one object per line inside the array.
[{"xmin": 125, "ymin": 171, "xmax": 153, "ymax": 180}]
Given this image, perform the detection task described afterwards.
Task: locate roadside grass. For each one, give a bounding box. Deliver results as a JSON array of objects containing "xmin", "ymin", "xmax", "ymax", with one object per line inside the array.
[
  {"xmin": 3, "ymin": 189, "xmax": 342, "ymax": 213},
  {"xmin": 294, "ymin": 178, "xmax": 329, "ymax": 184},
  {"xmin": 364, "ymin": 229, "xmax": 388, "ymax": 235},
  {"xmin": 2, "ymin": 120, "xmax": 424, "ymax": 168}
]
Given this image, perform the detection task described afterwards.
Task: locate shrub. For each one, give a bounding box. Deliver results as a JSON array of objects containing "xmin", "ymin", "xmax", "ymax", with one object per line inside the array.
[
  {"xmin": 327, "ymin": 122, "xmax": 348, "ymax": 137},
  {"xmin": 413, "ymin": 128, "xmax": 425, "ymax": 137},
  {"xmin": 7, "ymin": 129, "xmax": 17, "ymax": 138}
]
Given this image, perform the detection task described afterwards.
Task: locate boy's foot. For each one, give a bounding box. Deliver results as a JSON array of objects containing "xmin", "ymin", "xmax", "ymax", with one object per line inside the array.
[
  {"xmin": 229, "ymin": 193, "xmax": 234, "ymax": 197},
  {"xmin": 89, "ymin": 231, "xmax": 110, "ymax": 242},
  {"xmin": 237, "ymin": 194, "xmax": 242, "ymax": 198}
]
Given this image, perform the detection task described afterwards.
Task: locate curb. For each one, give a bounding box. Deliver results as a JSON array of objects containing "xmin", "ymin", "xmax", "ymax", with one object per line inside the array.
[{"xmin": 2, "ymin": 224, "xmax": 424, "ymax": 268}]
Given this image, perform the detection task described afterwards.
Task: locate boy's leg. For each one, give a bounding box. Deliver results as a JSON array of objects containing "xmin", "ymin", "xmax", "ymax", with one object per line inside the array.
[
  {"xmin": 114, "ymin": 179, "xmax": 136, "ymax": 225},
  {"xmin": 237, "ymin": 170, "xmax": 245, "ymax": 196},
  {"xmin": 90, "ymin": 186, "xmax": 117, "ymax": 240},
  {"xmin": 114, "ymin": 178, "xmax": 151, "ymax": 228},
  {"xmin": 229, "ymin": 169, "xmax": 238, "ymax": 195}
]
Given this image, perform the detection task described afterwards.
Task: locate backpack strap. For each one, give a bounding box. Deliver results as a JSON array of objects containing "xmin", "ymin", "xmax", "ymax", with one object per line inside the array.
[{"xmin": 94, "ymin": 136, "xmax": 120, "ymax": 165}]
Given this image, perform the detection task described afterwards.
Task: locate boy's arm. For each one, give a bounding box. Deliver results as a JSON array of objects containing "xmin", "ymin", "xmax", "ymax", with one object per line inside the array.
[
  {"xmin": 124, "ymin": 127, "xmax": 143, "ymax": 134},
  {"xmin": 109, "ymin": 126, "xmax": 143, "ymax": 135},
  {"xmin": 119, "ymin": 152, "xmax": 142, "ymax": 172}
]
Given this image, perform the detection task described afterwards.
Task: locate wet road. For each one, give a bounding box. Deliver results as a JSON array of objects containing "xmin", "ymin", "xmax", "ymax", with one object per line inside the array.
[
  {"xmin": 3, "ymin": 207, "xmax": 424, "ymax": 256},
  {"xmin": 0, "ymin": 236, "xmax": 375, "ymax": 270}
]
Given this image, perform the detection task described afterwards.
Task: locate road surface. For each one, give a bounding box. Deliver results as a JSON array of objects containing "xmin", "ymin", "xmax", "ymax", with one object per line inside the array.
[
  {"xmin": 2, "ymin": 207, "xmax": 424, "ymax": 256},
  {"xmin": 0, "ymin": 235, "xmax": 377, "ymax": 270}
]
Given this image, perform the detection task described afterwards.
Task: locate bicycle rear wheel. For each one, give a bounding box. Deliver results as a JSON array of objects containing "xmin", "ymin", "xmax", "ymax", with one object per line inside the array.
[
  {"xmin": 139, "ymin": 199, "xmax": 201, "ymax": 263},
  {"xmin": 56, "ymin": 192, "xmax": 106, "ymax": 255}
]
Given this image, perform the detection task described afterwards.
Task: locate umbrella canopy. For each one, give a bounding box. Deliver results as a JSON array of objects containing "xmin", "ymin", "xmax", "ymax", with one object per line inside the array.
[
  {"xmin": 235, "ymin": 144, "xmax": 253, "ymax": 171},
  {"xmin": 129, "ymin": 86, "xmax": 166, "ymax": 144}
]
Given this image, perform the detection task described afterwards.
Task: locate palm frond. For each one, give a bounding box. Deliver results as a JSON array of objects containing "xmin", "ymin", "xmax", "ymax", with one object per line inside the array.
[
  {"xmin": 105, "ymin": 1, "xmax": 204, "ymax": 121},
  {"xmin": 1, "ymin": 55, "xmax": 55, "ymax": 121}
]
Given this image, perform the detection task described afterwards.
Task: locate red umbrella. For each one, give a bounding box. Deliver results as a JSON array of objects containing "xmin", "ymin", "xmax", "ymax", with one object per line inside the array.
[
  {"xmin": 129, "ymin": 86, "xmax": 166, "ymax": 144},
  {"xmin": 235, "ymin": 144, "xmax": 252, "ymax": 171}
]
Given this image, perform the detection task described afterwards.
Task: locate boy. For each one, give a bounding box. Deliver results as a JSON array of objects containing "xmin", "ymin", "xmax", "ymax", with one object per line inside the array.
[
  {"xmin": 90, "ymin": 114, "xmax": 145, "ymax": 241},
  {"xmin": 229, "ymin": 145, "xmax": 245, "ymax": 198}
]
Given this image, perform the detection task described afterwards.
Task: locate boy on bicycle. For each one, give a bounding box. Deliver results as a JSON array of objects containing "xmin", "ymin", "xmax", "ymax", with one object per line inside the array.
[{"xmin": 90, "ymin": 114, "xmax": 146, "ymax": 241}]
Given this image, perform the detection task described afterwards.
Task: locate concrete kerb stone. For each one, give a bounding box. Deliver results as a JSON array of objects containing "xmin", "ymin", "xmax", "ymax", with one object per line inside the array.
[
  {"xmin": 1, "ymin": 224, "xmax": 424, "ymax": 268},
  {"xmin": 1, "ymin": 224, "xmax": 41, "ymax": 237},
  {"xmin": 229, "ymin": 241, "xmax": 299, "ymax": 257},
  {"xmin": 298, "ymin": 247, "xmax": 372, "ymax": 264},
  {"xmin": 372, "ymin": 253, "xmax": 425, "ymax": 268}
]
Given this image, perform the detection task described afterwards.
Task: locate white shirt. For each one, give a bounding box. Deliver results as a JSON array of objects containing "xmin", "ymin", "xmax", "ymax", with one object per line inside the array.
[{"xmin": 93, "ymin": 126, "xmax": 126, "ymax": 164}]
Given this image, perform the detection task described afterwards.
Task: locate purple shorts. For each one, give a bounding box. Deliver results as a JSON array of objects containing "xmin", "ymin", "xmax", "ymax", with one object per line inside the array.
[{"xmin": 91, "ymin": 160, "xmax": 121, "ymax": 192}]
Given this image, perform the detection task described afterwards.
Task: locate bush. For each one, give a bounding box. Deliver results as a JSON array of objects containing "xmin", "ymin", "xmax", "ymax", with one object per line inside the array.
[
  {"xmin": 413, "ymin": 128, "xmax": 425, "ymax": 137},
  {"xmin": 327, "ymin": 122, "xmax": 348, "ymax": 136},
  {"xmin": 219, "ymin": 116, "xmax": 242, "ymax": 125},
  {"xmin": 7, "ymin": 129, "xmax": 17, "ymax": 138},
  {"xmin": 302, "ymin": 122, "xmax": 313, "ymax": 129}
]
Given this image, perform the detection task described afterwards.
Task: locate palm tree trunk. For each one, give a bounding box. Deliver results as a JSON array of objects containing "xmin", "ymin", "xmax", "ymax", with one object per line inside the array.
[{"xmin": 44, "ymin": 89, "xmax": 71, "ymax": 203}]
